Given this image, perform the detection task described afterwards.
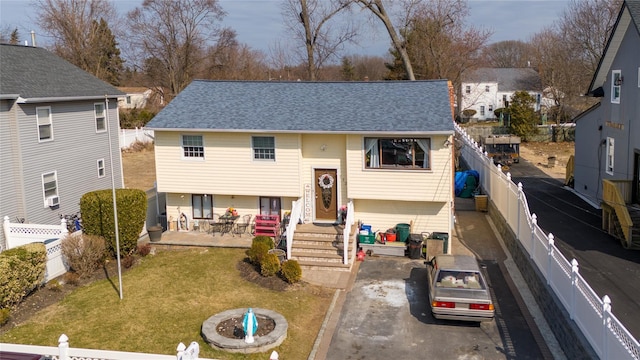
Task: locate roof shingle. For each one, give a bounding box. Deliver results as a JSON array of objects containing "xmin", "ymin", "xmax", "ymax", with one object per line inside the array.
[
  {"xmin": 146, "ymin": 80, "xmax": 455, "ymax": 133},
  {"xmin": 0, "ymin": 44, "xmax": 123, "ymax": 99}
]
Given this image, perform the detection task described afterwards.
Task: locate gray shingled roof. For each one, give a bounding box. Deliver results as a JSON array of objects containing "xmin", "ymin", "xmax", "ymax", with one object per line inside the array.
[
  {"xmin": 0, "ymin": 44, "xmax": 123, "ymax": 99},
  {"xmin": 463, "ymin": 68, "xmax": 542, "ymax": 92},
  {"xmin": 146, "ymin": 80, "xmax": 455, "ymax": 133},
  {"xmin": 628, "ymin": 0, "xmax": 640, "ymax": 26}
]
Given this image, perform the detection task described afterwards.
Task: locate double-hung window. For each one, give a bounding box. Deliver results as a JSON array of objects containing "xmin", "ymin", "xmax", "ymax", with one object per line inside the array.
[
  {"xmin": 252, "ymin": 136, "xmax": 275, "ymax": 160},
  {"xmin": 606, "ymin": 137, "xmax": 615, "ymax": 175},
  {"xmin": 182, "ymin": 135, "xmax": 204, "ymax": 158},
  {"xmin": 42, "ymin": 171, "xmax": 58, "ymax": 205},
  {"xmin": 97, "ymin": 159, "xmax": 105, "ymax": 178},
  {"xmin": 364, "ymin": 138, "xmax": 430, "ymax": 170},
  {"xmin": 95, "ymin": 103, "xmax": 106, "ymax": 132},
  {"xmin": 465, "ymin": 85, "xmax": 471, "ymax": 94},
  {"xmin": 192, "ymin": 194, "xmax": 213, "ymax": 219},
  {"xmin": 480, "ymin": 106, "xmax": 485, "ymax": 116},
  {"xmin": 37, "ymin": 106, "xmax": 53, "ymax": 142},
  {"xmin": 611, "ymin": 70, "xmax": 621, "ymax": 103},
  {"xmin": 485, "ymin": 85, "xmax": 490, "ymax": 92}
]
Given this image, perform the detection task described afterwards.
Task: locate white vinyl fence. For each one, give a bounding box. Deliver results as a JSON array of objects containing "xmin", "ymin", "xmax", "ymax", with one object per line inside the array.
[
  {"xmin": 120, "ymin": 128, "xmax": 154, "ymax": 149},
  {"xmin": 456, "ymin": 123, "xmax": 640, "ymax": 360},
  {"xmin": 3, "ymin": 216, "xmax": 70, "ymax": 282},
  {"xmin": 0, "ymin": 334, "xmax": 212, "ymax": 360}
]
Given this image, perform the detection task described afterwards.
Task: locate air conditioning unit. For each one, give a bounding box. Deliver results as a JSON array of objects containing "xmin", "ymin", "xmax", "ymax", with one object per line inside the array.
[{"xmin": 47, "ymin": 196, "xmax": 59, "ymax": 207}]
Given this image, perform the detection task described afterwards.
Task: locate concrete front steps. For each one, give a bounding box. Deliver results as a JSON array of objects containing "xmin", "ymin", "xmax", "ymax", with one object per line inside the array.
[{"xmin": 290, "ymin": 224, "xmax": 356, "ymax": 272}]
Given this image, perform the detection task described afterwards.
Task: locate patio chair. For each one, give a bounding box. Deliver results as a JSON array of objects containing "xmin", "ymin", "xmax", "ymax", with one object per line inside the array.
[
  {"xmin": 234, "ymin": 214, "xmax": 252, "ymax": 237},
  {"xmin": 209, "ymin": 213, "xmax": 224, "ymax": 235}
]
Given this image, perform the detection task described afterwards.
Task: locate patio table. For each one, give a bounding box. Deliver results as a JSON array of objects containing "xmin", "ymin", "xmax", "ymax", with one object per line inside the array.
[{"xmin": 219, "ymin": 215, "xmax": 239, "ymax": 236}]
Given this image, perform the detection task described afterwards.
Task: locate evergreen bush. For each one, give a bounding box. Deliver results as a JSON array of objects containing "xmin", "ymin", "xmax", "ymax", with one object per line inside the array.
[
  {"xmin": 0, "ymin": 308, "xmax": 9, "ymax": 326},
  {"xmin": 248, "ymin": 241, "xmax": 271, "ymax": 265},
  {"xmin": 80, "ymin": 188, "xmax": 147, "ymax": 258},
  {"xmin": 261, "ymin": 253, "xmax": 281, "ymax": 277},
  {"xmin": 281, "ymin": 259, "xmax": 302, "ymax": 284},
  {"xmin": 0, "ymin": 243, "xmax": 46, "ymax": 308}
]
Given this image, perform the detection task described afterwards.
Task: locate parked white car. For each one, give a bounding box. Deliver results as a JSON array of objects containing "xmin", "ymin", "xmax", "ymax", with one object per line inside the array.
[{"xmin": 426, "ymin": 254, "xmax": 495, "ymax": 322}]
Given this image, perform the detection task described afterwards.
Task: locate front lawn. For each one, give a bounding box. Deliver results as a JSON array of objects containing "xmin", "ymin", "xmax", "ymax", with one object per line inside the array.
[{"xmin": 0, "ymin": 248, "xmax": 334, "ymax": 359}]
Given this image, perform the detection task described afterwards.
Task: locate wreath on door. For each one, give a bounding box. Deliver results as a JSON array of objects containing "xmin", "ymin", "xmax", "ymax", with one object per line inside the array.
[{"xmin": 318, "ymin": 173, "xmax": 334, "ymax": 209}]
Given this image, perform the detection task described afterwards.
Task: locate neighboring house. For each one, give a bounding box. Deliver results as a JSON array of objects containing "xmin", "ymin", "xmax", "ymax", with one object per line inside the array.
[
  {"xmin": 574, "ymin": 0, "xmax": 640, "ymax": 205},
  {"xmin": 460, "ymin": 68, "xmax": 550, "ymax": 121},
  {"xmin": 146, "ymin": 80, "xmax": 455, "ymax": 243},
  {"xmin": 0, "ymin": 44, "xmax": 125, "ymax": 251},
  {"xmin": 117, "ymin": 87, "xmax": 153, "ymax": 109}
]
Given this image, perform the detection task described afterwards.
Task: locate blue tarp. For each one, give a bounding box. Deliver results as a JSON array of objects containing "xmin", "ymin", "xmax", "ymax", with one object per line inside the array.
[{"xmin": 455, "ymin": 170, "xmax": 479, "ymax": 198}]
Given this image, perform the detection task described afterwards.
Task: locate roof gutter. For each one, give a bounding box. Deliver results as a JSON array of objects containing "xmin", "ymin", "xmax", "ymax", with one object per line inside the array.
[
  {"xmin": 0, "ymin": 94, "xmax": 20, "ymax": 100},
  {"xmin": 144, "ymin": 127, "xmax": 455, "ymax": 136},
  {"xmin": 16, "ymin": 94, "xmax": 123, "ymax": 104}
]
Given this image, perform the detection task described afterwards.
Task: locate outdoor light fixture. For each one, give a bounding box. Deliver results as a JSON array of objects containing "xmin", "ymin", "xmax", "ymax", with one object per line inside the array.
[
  {"xmin": 320, "ymin": 144, "xmax": 327, "ymax": 151},
  {"xmin": 444, "ymin": 139, "xmax": 452, "ymax": 147}
]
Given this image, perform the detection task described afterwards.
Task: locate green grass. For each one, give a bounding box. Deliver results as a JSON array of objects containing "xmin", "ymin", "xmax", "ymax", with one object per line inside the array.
[{"xmin": 0, "ymin": 249, "xmax": 334, "ymax": 359}]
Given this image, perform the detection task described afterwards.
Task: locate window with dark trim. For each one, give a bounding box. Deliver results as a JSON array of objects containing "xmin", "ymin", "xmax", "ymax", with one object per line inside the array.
[
  {"xmin": 252, "ymin": 136, "xmax": 275, "ymax": 160},
  {"xmin": 97, "ymin": 158, "xmax": 105, "ymax": 178},
  {"xmin": 364, "ymin": 138, "xmax": 431, "ymax": 170},
  {"xmin": 192, "ymin": 194, "xmax": 213, "ymax": 219}
]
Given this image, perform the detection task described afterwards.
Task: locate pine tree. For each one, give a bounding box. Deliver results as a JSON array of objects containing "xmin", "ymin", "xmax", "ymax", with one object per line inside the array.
[
  {"xmin": 9, "ymin": 28, "xmax": 19, "ymax": 44},
  {"xmin": 340, "ymin": 57, "xmax": 356, "ymax": 81},
  {"xmin": 508, "ymin": 91, "xmax": 538, "ymax": 140},
  {"xmin": 89, "ymin": 18, "xmax": 124, "ymax": 86}
]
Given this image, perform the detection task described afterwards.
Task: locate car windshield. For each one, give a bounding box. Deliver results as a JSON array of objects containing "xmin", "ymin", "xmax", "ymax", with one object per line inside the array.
[{"xmin": 436, "ymin": 270, "xmax": 485, "ymax": 289}]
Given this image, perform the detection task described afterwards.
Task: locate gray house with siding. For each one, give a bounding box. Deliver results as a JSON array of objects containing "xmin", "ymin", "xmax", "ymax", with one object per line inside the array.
[
  {"xmin": 0, "ymin": 44, "xmax": 124, "ymax": 251},
  {"xmin": 574, "ymin": 0, "xmax": 640, "ymax": 207}
]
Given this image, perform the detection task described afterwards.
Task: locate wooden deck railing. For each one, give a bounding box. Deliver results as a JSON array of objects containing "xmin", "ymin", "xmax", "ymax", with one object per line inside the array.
[{"xmin": 602, "ymin": 179, "xmax": 633, "ymax": 242}]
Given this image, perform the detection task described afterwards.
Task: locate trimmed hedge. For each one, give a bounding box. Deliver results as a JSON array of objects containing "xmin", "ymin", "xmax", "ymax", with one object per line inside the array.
[
  {"xmin": 80, "ymin": 188, "xmax": 147, "ymax": 257},
  {"xmin": 0, "ymin": 243, "xmax": 46, "ymax": 308}
]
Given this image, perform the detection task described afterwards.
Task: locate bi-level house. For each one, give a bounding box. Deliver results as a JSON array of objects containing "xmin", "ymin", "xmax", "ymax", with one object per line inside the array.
[
  {"xmin": 460, "ymin": 68, "xmax": 550, "ymax": 121},
  {"xmin": 573, "ymin": 0, "xmax": 640, "ymax": 248},
  {"xmin": 0, "ymin": 44, "xmax": 124, "ymax": 251},
  {"xmin": 146, "ymin": 80, "xmax": 456, "ymax": 263}
]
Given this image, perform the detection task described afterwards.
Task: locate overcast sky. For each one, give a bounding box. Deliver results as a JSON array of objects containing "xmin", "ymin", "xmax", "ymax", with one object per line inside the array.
[{"xmin": 0, "ymin": 0, "xmax": 569, "ymax": 57}]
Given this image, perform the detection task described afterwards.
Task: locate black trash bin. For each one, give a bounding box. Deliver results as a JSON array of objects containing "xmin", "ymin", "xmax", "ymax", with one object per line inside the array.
[{"xmin": 408, "ymin": 234, "xmax": 423, "ymax": 259}]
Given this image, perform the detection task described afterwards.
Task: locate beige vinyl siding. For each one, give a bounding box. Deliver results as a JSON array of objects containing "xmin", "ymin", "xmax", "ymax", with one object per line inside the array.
[
  {"xmin": 301, "ymin": 134, "xmax": 348, "ymax": 206},
  {"xmin": 345, "ymin": 134, "xmax": 453, "ymax": 202},
  {"xmin": 165, "ymin": 193, "xmax": 300, "ymax": 225},
  {"xmin": 155, "ymin": 132, "xmax": 302, "ymax": 197},
  {"xmin": 354, "ymin": 199, "xmax": 449, "ymax": 235}
]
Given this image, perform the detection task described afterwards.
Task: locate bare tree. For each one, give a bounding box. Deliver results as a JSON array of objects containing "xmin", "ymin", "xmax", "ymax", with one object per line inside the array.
[
  {"xmin": 480, "ymin": 40, "xmax": 535, "ymax": 68},
  {"xmin": 529, "ymin": 0, "xmax": 621, "ymax": 120},
  {"xmin": 34, "ymin": 0, "xmax": 123, "ymax": 84},
  {"xmin": 126, "ymin": 0, "xmax": 226, "ymax": 99},
  {"xmin": 559, "ymin": 0, "xmax": 621, "ymax": 74},
  {"xmin": 356, "ymin": 0, "xmax": 418, "ymax": 80},
  {"xmin": 282, "ymin": 0, "xmax": 358, "ymax": 80},
  {"xmin": 204, "ymin": 28, "xmax": 269, "ymax": 80}
]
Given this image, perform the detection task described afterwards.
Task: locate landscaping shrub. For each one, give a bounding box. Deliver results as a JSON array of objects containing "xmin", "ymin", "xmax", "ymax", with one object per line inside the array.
[
  {"xmin": 0, "ymin": 243, "xmax": 46, "ymax": 308},
  {"xmin": 0, "ymin": 308, "xmax": 9, "ymax": 326},
  {"xmin": 121, "ymin": 255, "xmax": 136, "ymax": 269},
  {"xmin": 63, "ymin": 272, "xmax": 80, "ymax": 286},
  {"xmin": 46, "ymin": 279, "xmax": 62, "ymax": 292},
  {"xmin": 80, "ymin": 188, "xmax": 147, "ymax": 258},
  {"xmin": 281, "ymin": 259, "xmax": 302, "ymax": 284},
  {"xmin": 137, "ymin": 243, "xmax": 151, "ymax": 257},
  {"xmin": 261, "ymin": 253, "xmax": 281, "ymax": 277},
  {"xmin": 61, "ymin": 234, "xmax": 106, "ymax": 278},
  {"xmin": 248, "ymin": 241, "xmax": 271, "ymax": 265},
  {"xmin": 252, "ymin": 236, "xmax": 275, "ymax": 250}
]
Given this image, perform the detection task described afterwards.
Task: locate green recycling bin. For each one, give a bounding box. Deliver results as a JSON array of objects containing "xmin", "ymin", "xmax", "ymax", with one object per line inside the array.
[{"xmin": 395, "ymin": 223, "xmax": 410, "ymax": 242}]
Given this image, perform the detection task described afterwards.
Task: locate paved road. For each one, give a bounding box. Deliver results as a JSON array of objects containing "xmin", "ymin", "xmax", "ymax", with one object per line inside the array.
[
  {"xmin": 325, "ymin": 210, "xmax": 553, "ymax": 360},
  {"xmin": 509, "ymin": 159, "xmax": 640, "ymax": 341}
]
